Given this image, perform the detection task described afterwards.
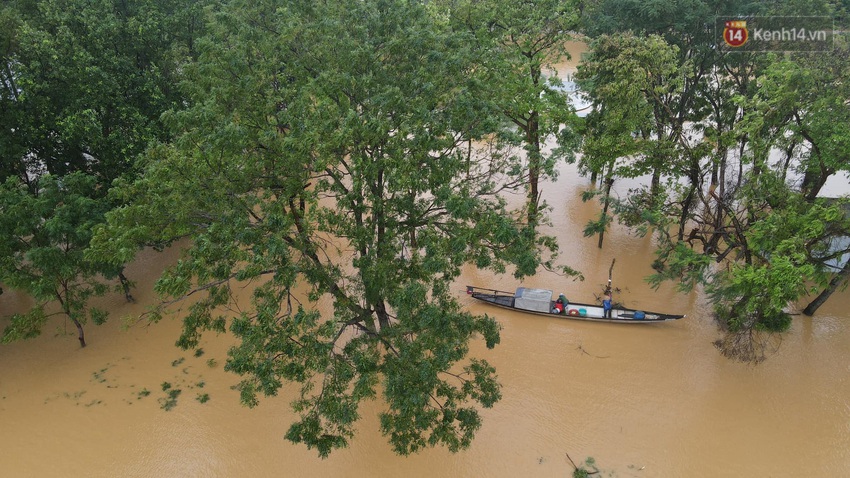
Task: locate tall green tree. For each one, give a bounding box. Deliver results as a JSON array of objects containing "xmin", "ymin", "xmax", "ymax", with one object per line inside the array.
[
  {"xmin": 574, "ymin": 1, "xmax": 850, "ymax": 360},
  {"xmin": 574, "ymin": 33, "xmax": 700, "ymax": 247},
  {"xmin": 0, "ymin": 173, "xmax": 114, "ymax": 347},
  {"xmin": 0, "ymin": 4, "xmax": 30, "ymax": 183},
  {"xmin": 579, "ymin": 0, "xmax": 767, "ymax": 243},
  {"xmin": 441, "ymin": 0, "xmax": 580, "ymax": 228},
  {"xmin": 741, "ymin": 42, "xmax": 850, "ymax": 316},
  {"xmin": 707, "ymin": 189, "xmax": 849, "ymax": 361},
  {"xmin": 749, "ymin": 48, "xmax": 850, "ymax": 201},
  {"xmin": 0, "ymin": 0, "xmax": 206, "ymax": 342},
  {"xmin": 94, "ymin": 0, "xmax": 550, "ymax": 457},
  {"xmin": 1, "ymin": 0, "xmax": 205, "ymax": 186}
]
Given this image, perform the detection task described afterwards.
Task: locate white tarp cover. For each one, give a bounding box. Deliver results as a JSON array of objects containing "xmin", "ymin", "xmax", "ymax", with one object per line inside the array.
[{"xmin": 514, "ymin": 288, "xmax": 553, "ymax": 313}]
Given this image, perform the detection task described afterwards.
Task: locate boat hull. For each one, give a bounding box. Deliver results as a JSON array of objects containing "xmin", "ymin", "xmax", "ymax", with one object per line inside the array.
[{"xmin": 466, "ymin": 286, "xmax": 684, "ymax": 323}]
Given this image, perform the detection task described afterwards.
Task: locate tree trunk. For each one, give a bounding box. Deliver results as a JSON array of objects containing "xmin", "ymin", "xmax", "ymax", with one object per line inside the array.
[
  {"xmin": 650, "ymin": 165, "xmax": 660, "ymax": 198},
  {"xmin": 58, "ymin": 289, "xmax": 86, "ymax": 347},
  {"xmin": 526, "ymin": 111, "xmax": 541, "ymax": 229},
  {"xmin": 799, "ymin": 135, "xmax": 831, "ymax": 201},
  {"xmin": 677, "ymin": 184, "xmax": 696, "ymax": 242},
  {"xmin": 804, "ymin": 259, "xmax": 850, "ymax": 316},
  {"xmin": 752, "ymin": 147, "xmax": 765, "ymax": 178},
  {"xmin": 678, "ymin": 154, "xmax": 702, "ymax": 241},
  {"xmin": 375, "ymin": 301, "xmax": 391, "ymax": 331},
  {"xmin": 802, "ymin": 168, "xmax": 830, "ymax": 202},
  {"xmin": 118, "ymin": 270, "xmax": 134, "ymax": 302},
  {"xmin": 597, "ymin": 177, "xmax": 614, "ymax": 249},
  {"xmin": 735, "ymin": 139, "xmax": 746, "ymax": 192},
  {"xmin": 73, "ymin": 316, "xmax": 87, "ymax": 348},
  {"xmin": 524, "ymin": 58, "xmax": 543, "ymax": 229},
  {"xmin": 780, "ymin": 140, "xmax": 796, "ymax": 183},
  {"xmin": 707, "ymin": 147, "xmax": 728, "ymax": 254}
]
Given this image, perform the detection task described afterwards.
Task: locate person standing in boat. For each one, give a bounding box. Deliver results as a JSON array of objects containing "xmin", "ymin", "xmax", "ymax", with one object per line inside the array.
[{"xmin": 602, "ymin": 290, "xmax": 613, "ymax": 318}]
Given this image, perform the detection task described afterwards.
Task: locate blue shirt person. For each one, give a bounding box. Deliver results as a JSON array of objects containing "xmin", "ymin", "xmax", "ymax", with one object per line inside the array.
[{"xmin": 602, "ymin": 292, "xmax": 613, "ymax": 318}]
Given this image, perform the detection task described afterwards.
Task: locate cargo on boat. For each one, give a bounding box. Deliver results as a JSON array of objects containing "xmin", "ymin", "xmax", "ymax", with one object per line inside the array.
[{"xmin": 466, "ymin": 286, "xmax": 685, "ymax": 323}]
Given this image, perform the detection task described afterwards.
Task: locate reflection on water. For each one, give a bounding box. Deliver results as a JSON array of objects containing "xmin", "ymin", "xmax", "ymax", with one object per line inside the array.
[{"xmin": 2, "ymin": 41, "xmax": 850, "ymax": 477}]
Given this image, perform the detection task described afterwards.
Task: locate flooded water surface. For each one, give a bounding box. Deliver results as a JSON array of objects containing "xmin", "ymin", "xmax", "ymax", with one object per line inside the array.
[{"xmin": 2, "ymin": 42, "xmax": 850, "ymax": 477}]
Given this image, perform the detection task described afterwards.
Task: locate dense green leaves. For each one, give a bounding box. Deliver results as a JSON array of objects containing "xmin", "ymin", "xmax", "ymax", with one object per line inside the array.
[
  {"xmin": 575, "ymin": 0, "xmax": 850, "ymax": 357},
  {"xmin": 440, "ymin": 0, "xmax": 581, "ymax": 226},
  {"xmin": 0, "ymin": 173, "xmax": 113, "ymax": 346},
  {"xmin": 0, "ymin": 0, "xmax": 206, "ymax": 345},
  {"xmin": 93, "ymin": 0, "xmax": 549, "ymax": 456},
  {"xmin": 1, "ymin": 0, "xmax": 199, "ymax": 185}
]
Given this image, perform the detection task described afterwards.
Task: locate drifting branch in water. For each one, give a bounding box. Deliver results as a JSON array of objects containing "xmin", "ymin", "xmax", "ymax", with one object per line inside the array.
[
  {"xmin": 565, "ymin": 452, "xmax": 600, "ymax": 477},
  {"xmin": 576, "ymin": 344, "xmax": 610, "ymax": 359}
]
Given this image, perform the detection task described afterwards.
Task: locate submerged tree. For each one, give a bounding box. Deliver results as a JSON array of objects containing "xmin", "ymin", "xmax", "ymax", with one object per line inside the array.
[
  {"xmin": 574, "ymin": 33, "xmax": 695, "ymax": 248},
  {"xmin": 0, "ymin": 173, "xmax": 114, "ymax": 347},
  {"xmin": 742, "ymin": 43, "xmax": 850, "ymax": 316},
  {"xmin": 1, "ymin": 0, "xmax": 200, "ymax": 186},
  {"xmin": 442, "ymin": 0, "xmax": 581, "ymax": 228},
  {"xmin": 93, "ymin": 0, "xmax": 552, "ymax": 457},
  {"xmin": 0, "ymin": 0, "xmax": 206, "ymax": 343},
  {"xmin": 574, "ymin": 3, "xmax": 850, "ymax": 360}
]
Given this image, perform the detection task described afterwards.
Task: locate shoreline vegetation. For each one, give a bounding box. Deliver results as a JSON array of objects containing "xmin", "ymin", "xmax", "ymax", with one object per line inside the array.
[{"xmin": 1, "ymin": 0, "xmax": 849, "ymax": 461}]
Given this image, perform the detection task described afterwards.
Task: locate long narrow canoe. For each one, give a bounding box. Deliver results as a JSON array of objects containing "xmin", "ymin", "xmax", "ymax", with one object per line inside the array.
[{"xmin": 466, "ymin": 286, "xmax": 685, "ymax": 323}]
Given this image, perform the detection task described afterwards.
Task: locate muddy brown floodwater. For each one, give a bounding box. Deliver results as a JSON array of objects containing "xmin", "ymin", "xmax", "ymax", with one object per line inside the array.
[{"xmin": 2, "ymin": 42, "xmax": 849, "ymax": 477}]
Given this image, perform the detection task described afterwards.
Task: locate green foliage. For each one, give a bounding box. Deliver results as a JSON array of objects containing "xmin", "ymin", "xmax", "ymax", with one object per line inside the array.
[
  {"xmin": 611, "ymin": 187, "xmax": 666, "ymax": 236},
  {"xmin": 0, "ymin": 0, "xmax": 211, "ymax": 347},
  {"xmin": 572, "ymin": 456, "xmax": 599, "ymax": 478},
  {"xmin": 1, "ymin": 0, "xmax": 204, "ymax": 185},
  {"xmin": 710, "ymin": 260, "xmax": 800, "ymax": 333},
  {"xmin": 648, "ymin": 242, "xmax": 713, "ymax": 293},
  {"xmin": 1, "ymin": 307, "xmax": 49, "ymax": 343},
  {"xmin": 709, "ymin": 194, "xmax": 848, "ymax": 333},
  {"xmin": 0, "ymin": 173, "xmax": 116, "ymax": 346},
  {"xmin": 575, "ymin": 2, "xmax": 850, "ymax": 358},
  {"xmin": 442, "ymin": 0, "xmax": 582, "ymax": 224},
  {"xmin": 575, "ymin": 32, "xmax": 693, "ymax": 181},
  {"xmin": 581, "ymin": 189, "xmax": 601, "ymax": 202},
  {"xmin": 95, "ymin": 0, "xmax": 556, "ymax": 457},
  {"xmin": 583, "ymin": 214, "xmax": 610, "ymax": 238},
  {"xmin": 744, "ymin": 39, "xmax": 850, "ymax": 200},
  {"xmin": 159, "ymin": 386, "xmax": 181, "ymax": 411}
]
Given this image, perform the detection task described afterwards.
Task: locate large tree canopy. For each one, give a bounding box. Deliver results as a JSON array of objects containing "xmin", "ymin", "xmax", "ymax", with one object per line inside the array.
[
  {"xmin": 0, "ymin": 0, "xmax": 205, "ymax": 346},
  {"xmin": 574, "ymin": 0, "xmax": 850, "ymax": 360},
  {"xmin": 0, "ymin": 0, "xmax": 202, "ymax": 187},
  {"xmin": 436, "ymin": 0, "xmax": 581, "ymax": 227},
  {"xmin": 0, "ymin": 172, "xmax": 114, "ymax": 347},
  {"xmin": 94, "ymin": 0, "xmax": 551, "ymax": 457}
]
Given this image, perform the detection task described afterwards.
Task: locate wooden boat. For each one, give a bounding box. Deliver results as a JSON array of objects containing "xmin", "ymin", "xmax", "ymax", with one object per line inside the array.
[{"xmin": 466, "ymin": 286, "xmax": 685, "ymax": 323}]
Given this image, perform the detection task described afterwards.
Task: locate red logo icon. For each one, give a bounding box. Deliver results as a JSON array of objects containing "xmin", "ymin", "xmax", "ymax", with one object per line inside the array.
[{"xmin": 724, "ymin": 20, "xmax": 749, "ymax": 47}]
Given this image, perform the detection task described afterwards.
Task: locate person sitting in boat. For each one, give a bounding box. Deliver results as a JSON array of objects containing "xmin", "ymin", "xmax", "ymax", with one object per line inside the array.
[
  {"xmin": 559, "ymin": 294, "xmax": 569, "ymax": 309},
  {"xmin": 553, "ymin": 298, "xmax": 565, "ymax": 314}
]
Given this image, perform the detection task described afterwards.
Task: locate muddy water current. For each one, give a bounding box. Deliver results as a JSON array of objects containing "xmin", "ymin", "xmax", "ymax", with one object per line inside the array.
[{"xmin": 2, "ymin": 42, "xmax": 849, "ymax": 477}]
